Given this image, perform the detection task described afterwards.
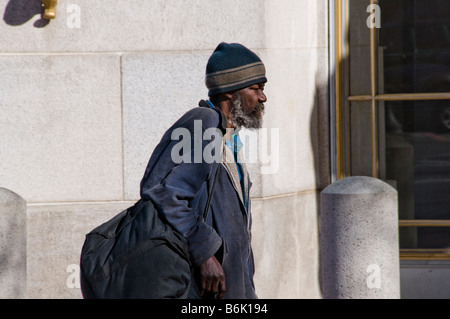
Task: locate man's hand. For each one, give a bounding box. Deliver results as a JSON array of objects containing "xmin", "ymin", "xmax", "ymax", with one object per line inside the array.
[{"xmin": 199, "ymin": 255, "xmax": 226, "ymax": 299}]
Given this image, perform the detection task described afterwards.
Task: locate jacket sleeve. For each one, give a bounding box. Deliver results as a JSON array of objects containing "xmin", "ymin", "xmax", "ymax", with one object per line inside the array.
[{"xmin": 140, "ymin": 109, "xmax": 223, "ymax": 266}]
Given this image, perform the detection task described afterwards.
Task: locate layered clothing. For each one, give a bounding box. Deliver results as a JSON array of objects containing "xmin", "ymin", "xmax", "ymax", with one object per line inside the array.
[{"xmin": 140, "ymin": 101, "xmax": 256, "ymax": 299}]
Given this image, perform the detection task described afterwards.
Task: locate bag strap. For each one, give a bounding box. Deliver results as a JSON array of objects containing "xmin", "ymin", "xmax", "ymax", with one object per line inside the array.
[
  {"xmin": 203, "ymin": 165, "xmax": 220, "ymax": 221},
  {"xmin": 199, "ymin": 100, "xmax": 225, "ymax": 221}
]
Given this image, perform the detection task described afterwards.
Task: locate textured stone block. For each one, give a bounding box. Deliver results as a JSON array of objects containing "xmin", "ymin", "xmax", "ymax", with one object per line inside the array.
[
  {"xmin": 122, "ymin": 51, "xmax": 212, "ymax": 200},
  {"xmin": 265, "ymin": 0, "xmax": 328, "ymax": 49},
  {"xmin": 1, "ymin": 0, "xmax": 264, "ymax": 52},
  {"xmin": 257, "ymin": 47, "xmax": 330, "ymax": 197},
  {"xmin": 252, "ymin": 191, "xmax": 321, "ymax": 298},
  {"xmin": 400, "ymin": 260, "xmax": 450, "ymax": 299},
  {"xmin": 0, "ymin": 55, "xmax": 123, "ymax": 203},
  {"xmin": 26, "ymin": 201, "xmax": 133, "ymax": 298}
]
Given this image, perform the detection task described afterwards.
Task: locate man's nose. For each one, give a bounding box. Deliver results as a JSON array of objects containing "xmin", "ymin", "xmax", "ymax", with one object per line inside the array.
[{"xmin": 259, "ymin": 91, "xmax": 267, "ymax": 103}]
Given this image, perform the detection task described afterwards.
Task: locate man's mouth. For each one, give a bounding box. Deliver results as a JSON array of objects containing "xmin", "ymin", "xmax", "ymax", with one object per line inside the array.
[{"xmin": 252, "ymin": 103, "xmax": 265, "ymax": 116}]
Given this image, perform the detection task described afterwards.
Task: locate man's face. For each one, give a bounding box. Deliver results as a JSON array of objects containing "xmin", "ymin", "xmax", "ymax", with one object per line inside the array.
[{"xmin": 228, "ymin": 83, "xmax": 267, "ymax": 129}]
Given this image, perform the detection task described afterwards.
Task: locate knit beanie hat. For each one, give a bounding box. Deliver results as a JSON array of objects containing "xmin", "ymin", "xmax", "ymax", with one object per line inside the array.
[{"xmin": 205, "ymin": 42, "xmax": 267, "ymax": 97}]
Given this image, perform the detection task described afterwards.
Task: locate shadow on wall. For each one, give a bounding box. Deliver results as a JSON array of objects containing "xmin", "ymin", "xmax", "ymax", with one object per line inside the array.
[
  {"xmin": 3, "ymin": 0, "xmax": 50, "ymax": 27},
  {"xmin": 310, "ymin": 69, "xmax": 332, "ymax": 299},
  {"xmin": 310, "ymin": 70, "xmax": 331, "ymax": 192}
]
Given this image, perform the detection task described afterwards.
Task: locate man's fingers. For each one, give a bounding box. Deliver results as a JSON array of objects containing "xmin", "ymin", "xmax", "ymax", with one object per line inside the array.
[
  {"xmin": 200, "ymin": 278, "xmax": 211, "ymax": 296},
  {"xmin": 200, "ymin": 276, "xmax": 226, "ymax": 298},
  {"xmin": 199, "ymin": 256, "xmax": 226, "ymax": 298},
  {"xmin": 217, "ymin": 279, "xmax": 226, "ymax": 299},
  {"xmin": 211, "ymin": 277, "xmax": 220, "ymax": 293}
]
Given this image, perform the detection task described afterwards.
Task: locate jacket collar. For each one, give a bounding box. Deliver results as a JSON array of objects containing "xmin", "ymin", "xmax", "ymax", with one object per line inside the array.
[{"xmin": 222, "ymin": 141, "xmax": 249, "ymax": 211}]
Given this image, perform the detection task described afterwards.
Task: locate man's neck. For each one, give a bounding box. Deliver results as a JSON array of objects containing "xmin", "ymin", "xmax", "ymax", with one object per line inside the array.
[{"xmin": 210, "ymin": 97, "xmax": 234, "ymax": 129}]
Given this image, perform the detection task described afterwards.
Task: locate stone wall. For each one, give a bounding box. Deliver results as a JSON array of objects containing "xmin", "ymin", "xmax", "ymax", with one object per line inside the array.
[{"xmin": 0, "ymin": 0, "xmax": 329, "ymax": 298}]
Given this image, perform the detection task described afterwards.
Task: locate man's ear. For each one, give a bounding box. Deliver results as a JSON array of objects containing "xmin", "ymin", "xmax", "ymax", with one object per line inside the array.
[
  {"xmin": 223, "ymin": 90, "xmax": 238, "ymax": 100},
  {"xmin": 223, "ymin": 92, "xmax": 233, "ymax": 99}
]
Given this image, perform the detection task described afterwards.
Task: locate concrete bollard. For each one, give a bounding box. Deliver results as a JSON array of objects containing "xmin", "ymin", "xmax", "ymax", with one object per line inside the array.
[
  {"xmin": 320, "ymin": 176, "xmax": 400, "ymax": 299},
  {"xmin": 0, "ymin": 188, "xmax": 27, "ymax": 298}
]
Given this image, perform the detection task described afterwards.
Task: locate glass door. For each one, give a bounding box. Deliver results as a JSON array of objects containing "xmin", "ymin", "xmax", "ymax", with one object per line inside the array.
[{"xmin": 332, "ymin": 0, "xmax": 450, "ymax": 259}]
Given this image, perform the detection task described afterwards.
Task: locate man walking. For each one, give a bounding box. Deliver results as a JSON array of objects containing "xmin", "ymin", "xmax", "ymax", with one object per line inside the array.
[{"xmin": 140, "ymin": 42, "xmax": 267, "ymax": 299}]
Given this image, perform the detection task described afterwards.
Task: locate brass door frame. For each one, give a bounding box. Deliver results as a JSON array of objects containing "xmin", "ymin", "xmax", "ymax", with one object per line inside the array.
[{"xmin": 330, "ymin": 0, "xmax": 450, "ymax": 259}]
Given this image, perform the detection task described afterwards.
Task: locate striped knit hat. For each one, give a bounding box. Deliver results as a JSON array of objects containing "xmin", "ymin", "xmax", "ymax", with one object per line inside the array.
[{"xmin": 205, "ymin": 42, "xmax": 267, "ymax": 97}]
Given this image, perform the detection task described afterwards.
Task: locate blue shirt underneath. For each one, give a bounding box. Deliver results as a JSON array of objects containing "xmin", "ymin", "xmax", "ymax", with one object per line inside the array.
[{"xmin": 207, "ymin": 100, "xmax": 248, "ymax": 210}]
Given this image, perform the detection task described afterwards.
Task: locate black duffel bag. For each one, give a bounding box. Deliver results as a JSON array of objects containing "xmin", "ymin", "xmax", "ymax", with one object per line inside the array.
[
  {"xmin": 79, "ymin": 199, "xmax": 192, "ymax": 299},
  {"xmin": 79, "ymin": 166, "xmax": 219, "ymax": 299}
]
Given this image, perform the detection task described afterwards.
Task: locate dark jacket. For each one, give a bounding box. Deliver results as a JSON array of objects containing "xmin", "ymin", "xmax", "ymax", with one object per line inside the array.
[{"xmin": 139, "ymin": 102, "xmax": 256, "ymax": 299}]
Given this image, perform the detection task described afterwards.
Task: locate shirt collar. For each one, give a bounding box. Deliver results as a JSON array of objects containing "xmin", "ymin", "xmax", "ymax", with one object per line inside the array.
[
  {"xmin": 207, "ymin": 99, "xmax": 243, "ymax": 151},
  {"xmin": 225, "ymin": 133, "xmax": 243, "ymax": 152}
]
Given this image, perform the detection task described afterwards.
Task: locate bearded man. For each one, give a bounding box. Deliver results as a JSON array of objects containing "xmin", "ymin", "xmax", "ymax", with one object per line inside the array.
[{"xmin": 139, "ymin": 42, "xmax": 267, "ymax": 299}]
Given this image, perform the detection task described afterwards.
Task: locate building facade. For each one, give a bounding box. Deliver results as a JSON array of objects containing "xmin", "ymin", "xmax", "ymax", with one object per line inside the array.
[{"xmin": 0, "ymin": 0, "xmax": 448, "ymax": 299}]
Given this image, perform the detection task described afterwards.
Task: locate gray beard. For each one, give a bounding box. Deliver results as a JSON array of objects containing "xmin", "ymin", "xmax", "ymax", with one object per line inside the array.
[{"xmin": 228, "ymin": 95, "xmax": 264, "ymax": 129}]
